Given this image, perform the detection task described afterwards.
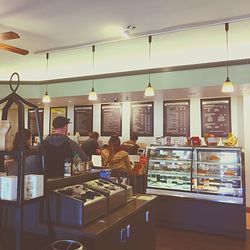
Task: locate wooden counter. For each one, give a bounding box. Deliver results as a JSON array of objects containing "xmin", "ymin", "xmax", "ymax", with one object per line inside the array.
[
  {"xmin": 1, "ymin": 171, "xmax": 156, "ymax": 250},
  {"xmin": 47, "ymin": 170, "xmax": 100, "ymax": 190},
  {"xmin": 50, "ymin": 194, "xmax": 157, "ymax": 250}
]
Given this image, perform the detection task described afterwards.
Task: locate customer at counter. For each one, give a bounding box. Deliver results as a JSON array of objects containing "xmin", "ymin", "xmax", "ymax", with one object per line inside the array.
[
  {"xmin": 6, "ymin": 129, "xmax": 43, "ymax": 175},
  {"xmin": 42, "ymin": 116, "xmax": 87, "ymax": 178},
  {"xmin": 101, "ymin": 135, "xmax": 131, "ymax": 171},
  {"xmin": 81, "ymin": 131, "xmax": 100, "ymax": 160},
  {"xmin": 122, "ymin": 133, "xmax": 139, "ymax": 155}
]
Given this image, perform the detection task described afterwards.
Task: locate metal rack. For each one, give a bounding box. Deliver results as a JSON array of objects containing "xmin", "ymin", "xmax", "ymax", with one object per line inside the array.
[{"xmin": 0, "ymin": 73, "xmax": 51, "ymax": 250}]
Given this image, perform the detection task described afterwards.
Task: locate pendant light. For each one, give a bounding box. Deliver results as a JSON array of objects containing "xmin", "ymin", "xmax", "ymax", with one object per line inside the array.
[
  {"xmin": 42, "ymin": 52, "xmax": 51, "ymax": 103},
  {"xmin": 144, "ymin": 35, "xmax": 155, "ymax": 97},
  {"xmin": 222, "ymin": 23, "xmax": 234, "ymax": 93},
  {"xmin": 88, "ymin": 45, "xmax": 97, "ymax": 101}
]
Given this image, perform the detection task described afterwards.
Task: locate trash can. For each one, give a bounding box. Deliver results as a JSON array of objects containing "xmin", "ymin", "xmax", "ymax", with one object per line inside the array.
[{"xmin": 51, "ymin": 240, "xmax": 86, "ymax": 250}]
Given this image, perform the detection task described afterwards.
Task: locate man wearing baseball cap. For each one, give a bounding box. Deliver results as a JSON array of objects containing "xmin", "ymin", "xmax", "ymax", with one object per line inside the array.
[{"xmin": 42, "ymin": 116, "xmax": 87, "ymax": 178}]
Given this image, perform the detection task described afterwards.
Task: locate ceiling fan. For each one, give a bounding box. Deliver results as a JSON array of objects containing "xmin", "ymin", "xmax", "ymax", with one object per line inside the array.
[{"xmin": 0, "ymin": 31, "xmax": 29, "ymax": 55}]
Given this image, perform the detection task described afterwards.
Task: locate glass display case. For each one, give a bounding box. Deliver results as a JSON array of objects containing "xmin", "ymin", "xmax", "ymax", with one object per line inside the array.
[
  {"xmin": 192, "ymin": 147, "xmax": 243, "ymax": 197},
  {"xmin": 147, "ymin": 146, "xmax": 193, "ymax": 191},
  {"xmin": 146, "ymin": 145, "xmax": 244, "ymax": 204}
]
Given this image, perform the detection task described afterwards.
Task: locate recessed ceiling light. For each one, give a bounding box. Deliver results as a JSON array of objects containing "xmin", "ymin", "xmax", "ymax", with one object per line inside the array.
[
  {"xmin": 37, "ymin": 102, "xmax": 41, "ymax": 105},
  {"xmin": 68, "ymin": 100, "xmax": 72, "ymax": 103},
  {"xmin": 102, "ymin": 98, "xmax": 106, "ymax": 101}
]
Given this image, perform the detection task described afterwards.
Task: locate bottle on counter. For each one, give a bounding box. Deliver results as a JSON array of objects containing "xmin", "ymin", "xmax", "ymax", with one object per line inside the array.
[
  {"xmin": 64, "ymin": 157, "xmax": 72, "ymax": 177},
  {"xmin": 72, "ymin": 153, "xmax": 81, "ymax": 174}
]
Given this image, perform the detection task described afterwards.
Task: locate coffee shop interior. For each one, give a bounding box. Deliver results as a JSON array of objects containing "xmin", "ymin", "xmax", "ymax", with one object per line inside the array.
[{"xmin": 1, "ymin": 1, "xmax": 250, "ymax": 250}]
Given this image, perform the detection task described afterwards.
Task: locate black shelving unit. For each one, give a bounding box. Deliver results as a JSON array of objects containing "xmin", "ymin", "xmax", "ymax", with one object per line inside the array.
[{"xmin": 0, "ymin": 73, "xmax": 51, "ymax": 250}]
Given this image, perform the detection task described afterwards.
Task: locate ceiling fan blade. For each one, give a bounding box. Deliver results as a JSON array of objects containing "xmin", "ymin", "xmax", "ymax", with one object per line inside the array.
[
  {"xmin": 0, "ymin": 43, "xmax": 29, "ymax": 55},
  {"xmin": 0, "ymin": 31, "xmax": 20, "ymax": 40}
]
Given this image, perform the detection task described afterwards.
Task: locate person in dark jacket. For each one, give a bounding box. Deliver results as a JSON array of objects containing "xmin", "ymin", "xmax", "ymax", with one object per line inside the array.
[
  {"xmin": 42, "ymin": 116, "xmax": 87, "ymax": 178},
  {"xmin": 81, "ymin": 131, "xmax": 100, "ymax": 160}
]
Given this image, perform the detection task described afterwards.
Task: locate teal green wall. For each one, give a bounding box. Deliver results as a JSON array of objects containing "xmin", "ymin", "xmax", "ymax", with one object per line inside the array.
[{"xmin": 0, "ymin": 64, "xmax": 249, "ymax": 99}]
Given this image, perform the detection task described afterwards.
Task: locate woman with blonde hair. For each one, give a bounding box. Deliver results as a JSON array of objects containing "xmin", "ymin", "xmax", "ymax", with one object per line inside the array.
[{"xmin": 101, "ymin": 135, "xmax": 131, "ymax": 171}]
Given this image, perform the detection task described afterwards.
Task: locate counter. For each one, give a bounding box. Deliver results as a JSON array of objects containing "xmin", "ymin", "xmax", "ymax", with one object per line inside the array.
[
  {"xmin": 50, "ymin": 195, "xmax": 156, "ymax": 250},
  {"xmin": 1, "ymin": 173, "xmax": 157, "ymax": 250}
]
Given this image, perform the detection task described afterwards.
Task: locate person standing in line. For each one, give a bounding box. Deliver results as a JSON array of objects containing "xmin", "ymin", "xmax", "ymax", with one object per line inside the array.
[
  {"xmin": 81, "ymin": 131, "xmax": 100, "ymax": 160},
  {"xmin": 42, "ymin": 116, "xmax": 87, "ymax": 178},
  {"xmin": 122, "ymin": 133, "xmax": 139, "ymax": 155}
]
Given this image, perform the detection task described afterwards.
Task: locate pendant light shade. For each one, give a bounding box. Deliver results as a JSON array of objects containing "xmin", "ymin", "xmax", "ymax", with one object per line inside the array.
[
  {"xmin": 42, "ymin": 91, "xmax": 51, "ymax": 103},
  {"xmin": 88, "ymin": 86, "xmax": 97, "ymax": 101},
  {"xmin": 222, "ymin": 23, "xmax": 234, "ymax": 93},
  {"xmin": 145, "ymin": 35, "xmax": 155, "ymax": 97},
  {"xmin": 222, "ymin": 77, "xmax": 234, "ymax": 93},
  {"xmin": 145, "ymin": 75, "xmax": 155, "ymax": 97},
  {"xmin": 42, "ymin": 52, "xmax": 51, "ymax": 103},
  {"xmin": 88, "ymin": 45, "xmax": 97, "ymax": 101}
]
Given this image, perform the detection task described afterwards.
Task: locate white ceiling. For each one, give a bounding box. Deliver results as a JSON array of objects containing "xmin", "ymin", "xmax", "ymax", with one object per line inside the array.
[{"xmin": 1, "ymin": 0, "xmax": 250, "ymax": 57}]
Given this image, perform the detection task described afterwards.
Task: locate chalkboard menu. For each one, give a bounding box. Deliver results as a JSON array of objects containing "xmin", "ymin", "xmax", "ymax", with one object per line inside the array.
[
  {"xmin": 50, "ymin": 107, "xmax": 67, "ymax": 133},
  {"xmin": 74, "ymin": 105, "xmax": 93, "ymax": 136},
  {"xmin": 163, "ymin": 100, "xmax": 190, "ymax": 137},
  {"xmin": 201, "ymin": 97, "xmax": 231, "ymax": 137},
  {"xmin": 101, "ymin": 103, "xmax": 122, "ymax": 136},
  {"xmin": 28, "ymin": 108, "xmax": 44, "ymax": 136},
  {"xmin": 130, "ymin": 102, "xmax": 154, "ymax": 136}
]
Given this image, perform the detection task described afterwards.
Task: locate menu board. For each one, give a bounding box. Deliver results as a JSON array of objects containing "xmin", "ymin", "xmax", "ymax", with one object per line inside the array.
[
  {"xmin": 101, "ymin": 103, "xmax": 122, "ymax": 136},
  {"xmin": 74, "ymin": 105, "xmax": 93, "ymax": 136},
  {"xmin": 28, "ymin": 108, "xmax": 44, "ymax": 136},
  {"xmin": 130, "ymin": 102, "xmax": 154, "ymax": 136},
  {"xmin": 201, "ymin": 97, "xmax": 231, "ymax": 137},
  {"xmin": 163, "ymin": 100, "xmax": 190, "ymax": 137},
  {"xmin": 50, "ymin": 107, "xmax": 67, "ymax": 133}
]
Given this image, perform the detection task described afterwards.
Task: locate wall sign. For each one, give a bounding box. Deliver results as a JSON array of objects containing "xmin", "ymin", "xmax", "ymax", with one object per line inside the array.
[
  {"xmin": 74, "ymin": 105, "xmax": 93, "ymax": 136},
  {"xmin": 101, "ymin": 103, "xmax": 122, "ymax": 136},
  {"xmin": 163, "ymin": 100, "xmax": 190, "ymax": 137},
  {"xmin": 201, "ymin": 97, "xmax": 231, "ymax": 137},
  {"xmin": 28, "ymin": 108, "xmax": 44, "ymax": 136},
  {"xmin": 130, "ymin": 102, "xmax": 154, "ymax": 137},
  {"xmin": 49, "ymin": 107, "xmax": 67, "ymax": 134}
]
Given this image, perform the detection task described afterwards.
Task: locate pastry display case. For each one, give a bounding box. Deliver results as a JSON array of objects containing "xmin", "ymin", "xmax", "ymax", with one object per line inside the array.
[
  {"xmin": 147, "ymin": 146, "xmax": 193, "ymax": 191},
  {"xmin": 147, "ymin": 145, "xmax": 244, "ymax": 204},
  {"xmin": 192, "ymin": 147, "xmax": 243, "ymax": 198}
]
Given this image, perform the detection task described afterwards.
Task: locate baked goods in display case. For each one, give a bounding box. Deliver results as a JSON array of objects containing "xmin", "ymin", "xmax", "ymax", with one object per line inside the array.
[
  {"xmin": 208, "ymin": 155, "xmax": 220, "ymax": 161},
  {"xmin": 147, "ymin": 145, "xmax": 243, "ymax": 202}
]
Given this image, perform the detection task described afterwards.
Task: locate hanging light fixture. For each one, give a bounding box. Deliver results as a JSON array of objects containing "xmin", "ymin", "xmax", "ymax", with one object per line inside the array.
[
  {"xmin": 88, "ymin": 45, "xmax": 97, "ymax": 101},
  {"xmin": 222, "ymin": 23, "xmax": 234, "ymax": 93},
  {"xmin": 42, "ymin": 52, "xmax": 51, "ymax": 103},
  {"xmin": 145, "ymin": 35, "xmax": 155, "ymax": 97}
]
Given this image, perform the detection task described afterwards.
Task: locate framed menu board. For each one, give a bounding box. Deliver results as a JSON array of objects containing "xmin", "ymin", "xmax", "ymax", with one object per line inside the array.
[
  {"xmin": 163, "ymin": 100, "xmax": 190, "ymax": 137},
  {"xmin": 101, "ymin": 103, "xmax": 122, "ymax": 136},
  {"xmin": 201, "ymin": 97, "xmax": 231, "ymax": 137},
  {"xmin": 130, "ymin": 102, "xmax": 154, "ymax": 137},
  {"xmin": 28, "ymin": 108, "xmax": 44, "ymax": 136},
  {"xmin": 74, "ymin": 105, "xmax": 93, "ymax": 136},
  {"xmin": 50, "ymin": 106, "xmax": 67, "ymax": 133}
]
